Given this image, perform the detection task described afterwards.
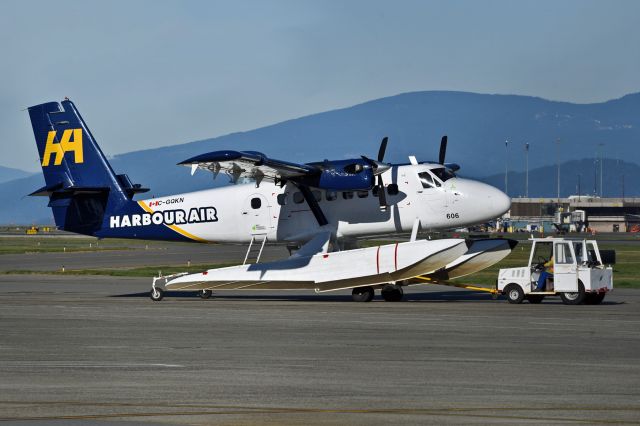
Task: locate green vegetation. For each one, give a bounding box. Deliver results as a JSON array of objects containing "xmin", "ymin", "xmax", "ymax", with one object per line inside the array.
[
  {"xmin": 5, "ymin": 263, "xmax": 237, "ymax": 277},
  {"xmin": 0, "ymin": 236, "xmax": 196, "ymax": 255},
  {"xmin": 0, "ymin": 237, "xmax": 130, "ymax": 254}
]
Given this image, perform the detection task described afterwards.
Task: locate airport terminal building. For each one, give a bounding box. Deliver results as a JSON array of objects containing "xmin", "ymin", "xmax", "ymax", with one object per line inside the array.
[{"xmin": 506, "ymin": 197, "xmax": 640, "ymax": 233}]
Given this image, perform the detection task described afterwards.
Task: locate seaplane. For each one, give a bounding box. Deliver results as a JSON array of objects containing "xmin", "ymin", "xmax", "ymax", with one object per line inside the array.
[{"xmin": 27, "ymin": 99, "xmax": 514, "ymax": 302}]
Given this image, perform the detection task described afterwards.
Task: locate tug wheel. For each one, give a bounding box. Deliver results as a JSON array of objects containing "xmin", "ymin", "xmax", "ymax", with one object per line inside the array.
[
  {"xmin": 504, "ymin": 284, "xmax": 524, "ymax": 304},
  {"xmin": 561, "ymin": 281, "xmax": 586, "ymax": 305},
  {"xmin": 199, "ymin": 289, "xmax": 213, "ymax": 299},
  {"xmin": 584, "ymin": 292, "xmax": 606, "ymax": 305},
  {"xmin": 150, "ymin": 287, "xmax": 164, "ymax": 302},
  {"xmin": 526, "ymin": 294, "xmax": 545, "ymax": 304},
  {"xmin": 352, "ymin": 286, "xmax": 375, "ymax": 302},
  {"xmin": 381, "ymin": 284, "xmax": 404, "ymax": 302}
]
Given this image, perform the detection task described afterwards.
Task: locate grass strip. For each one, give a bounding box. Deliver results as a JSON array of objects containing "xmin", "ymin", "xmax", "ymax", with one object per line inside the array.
[{"xmin": 4, "ymin": 263, "xmax": 238, "ymax": 277}]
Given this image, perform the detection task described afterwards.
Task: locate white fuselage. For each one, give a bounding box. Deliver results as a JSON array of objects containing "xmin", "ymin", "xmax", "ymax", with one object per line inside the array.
[{"xmin": 125, "ymin": 163, "xmax": 510, "ymax": 244}]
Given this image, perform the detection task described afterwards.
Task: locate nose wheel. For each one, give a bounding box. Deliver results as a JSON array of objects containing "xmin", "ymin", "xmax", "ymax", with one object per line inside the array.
[
  {"xmin": 150, "ymin": 287, "xmax": 164, "ymax": 301},
  {"xmin": 199, "ymin": 289, "xmax": 213, "ymax": 299}
]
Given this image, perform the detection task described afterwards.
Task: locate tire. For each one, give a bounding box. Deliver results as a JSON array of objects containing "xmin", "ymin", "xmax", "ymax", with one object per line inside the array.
[
  {"xmin": 150, "ymin": 287, "xmax": 164, "ymax": 301},
  {"xmin": 199, "ymin": 289, "xmax": 212, "ymax": 299},
  {"xmin": 381, "ymin": 284, "xmax": 404, "ymax": 302},
  {"xmin": 352, "ymin": 286, "xmax": 375, "ymax": 302},
  {"xmin": 560, "ymin": 281, "xmax": 586, "ymax": 305},
  {"xmin": 504, "ymin": 284, "xmax": 524, "ymax": 304},
  {"xmin": 527, "ymin": 294, "xmax": 545, "ymax": 304},
  {"xmin": 584, "ymin": 292, "xmax": 606, "ymax": 305}
]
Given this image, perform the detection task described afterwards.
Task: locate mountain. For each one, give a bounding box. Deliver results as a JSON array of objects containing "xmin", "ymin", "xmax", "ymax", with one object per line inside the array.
[
  {"xmin": 0, "ymin": 165, "xmax": 33, "ymax": 184},
  {"xmin": 480, "ymin": 158, "xmax": 640, "ymax": 199},
  {"xmin": 2, "ymin": 90, "xmax": 640, "ymax": 224}
]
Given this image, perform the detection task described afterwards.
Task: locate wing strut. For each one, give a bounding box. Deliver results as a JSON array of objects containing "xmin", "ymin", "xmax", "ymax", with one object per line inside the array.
[{"xmin": 298, "ymin": 185, "xmax": 328, "ymax": 226}]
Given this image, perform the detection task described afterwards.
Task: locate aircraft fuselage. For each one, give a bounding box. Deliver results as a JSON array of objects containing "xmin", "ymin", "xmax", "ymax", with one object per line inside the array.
[{"xmin": 101, "ymin": 163, "xmax": 510, "ymax": 244}]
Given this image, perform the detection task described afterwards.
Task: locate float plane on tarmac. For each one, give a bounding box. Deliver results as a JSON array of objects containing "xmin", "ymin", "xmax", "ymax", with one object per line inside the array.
[{"xmin": 27, "ymin": 99, "xmax": 514, "ymax": 302}]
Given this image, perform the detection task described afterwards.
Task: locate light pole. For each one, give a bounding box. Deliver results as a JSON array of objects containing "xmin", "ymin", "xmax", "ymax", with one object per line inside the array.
[
  {"xmin": 556, "ymin": 138, "xmax": 561, "ymax": 201},
  {"xmin": 577, "ymin": 173, "xmax": 581, "ymax": 201},
  {"xmin": 598, "ymin": 143, "xmax": 604, "ymax": 197},
  {"xmin": 504, "ymin": 139, "xmax": 509, "ymax": 196},
  {"xmin": 525, "ymin": 142, "xmax": 529, "ymax": 197}
]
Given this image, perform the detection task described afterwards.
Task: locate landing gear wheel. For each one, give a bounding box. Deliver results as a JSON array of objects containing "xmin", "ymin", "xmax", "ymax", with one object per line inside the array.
[
  {"xmin": 352, "ymin": 286, "xmax": 375, "ymax": 302},
  {"xmin": 560, "ymin": 281, "xmax": 586, "ymax": 305},
  {"xmin": 526, "ymin": 294, "xmax": 545, "ymax": 304},
  {"xmin": 199, "ymin": 289, "xmax": 212, "ymax": 299},
  {"xmin": 505, "ymin": 284, "xmax": 524, "ymax": 304},
  {"xmin": 381, "ymin": 284, "xmax": 404, "ymax": 302},
  {"xmin": 584, "ymin": 292, "xmax": 606, "ymax": 305},
  {"xmin": 150, "ymin": 287, "xmax": 164, "ymax": 301}
]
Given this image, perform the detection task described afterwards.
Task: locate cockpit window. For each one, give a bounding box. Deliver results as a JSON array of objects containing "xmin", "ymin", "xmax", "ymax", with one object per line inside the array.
[
  {"xmin": 418, "ymin": 172, "xmax": 438, "ymax": 189},
  {"xmin": 431, "ymin": 167, "xmax": 456, "ymax": 182}
]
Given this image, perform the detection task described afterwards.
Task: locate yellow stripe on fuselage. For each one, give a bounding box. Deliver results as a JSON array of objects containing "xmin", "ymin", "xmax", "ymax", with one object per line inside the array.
[{"xmin": 137, "ymin": 201, "xmax": 209, "ymax": 243}]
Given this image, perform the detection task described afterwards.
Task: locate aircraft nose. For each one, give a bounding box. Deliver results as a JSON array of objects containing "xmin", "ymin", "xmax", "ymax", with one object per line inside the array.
[
  {"xmin": 454, "ymin": 179, "xmax": 511, "ymax": 222},
  {"xmin": 488, "ymin": 186, "xmax": 511, "ymax": 217}
]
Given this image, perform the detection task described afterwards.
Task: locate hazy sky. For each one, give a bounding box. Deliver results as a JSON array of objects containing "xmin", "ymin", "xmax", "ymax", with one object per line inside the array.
[{"xmin": 2, "ymin": 0, "xmax": 639, "ymax": 171}]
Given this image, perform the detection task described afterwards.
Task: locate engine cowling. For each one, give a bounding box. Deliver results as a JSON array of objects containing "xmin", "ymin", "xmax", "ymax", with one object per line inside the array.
[{"xmin": 298, "ymin": 159, "xmax": 374, "ymax": 191}]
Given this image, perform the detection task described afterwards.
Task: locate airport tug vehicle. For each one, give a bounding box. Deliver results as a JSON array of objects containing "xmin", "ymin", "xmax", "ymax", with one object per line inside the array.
[{"xmin": 498, "ymin": 237, "xmax": 613, "ymax": 305}]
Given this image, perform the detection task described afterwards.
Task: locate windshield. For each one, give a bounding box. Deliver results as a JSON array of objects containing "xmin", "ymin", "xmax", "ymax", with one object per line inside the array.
[
  {"xmin": 418, "ymin": 172, "xmax": 439, "ymax": 188},
  {"xmin": 431, "ymin": 167, "xmax": 456, "ymax": 182}
]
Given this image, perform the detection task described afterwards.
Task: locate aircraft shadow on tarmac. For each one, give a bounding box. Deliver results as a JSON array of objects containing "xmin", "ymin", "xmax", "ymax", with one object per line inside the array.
[{"xmin": 110, "ymin": 291, "xmax": 622, "ymax": 304}]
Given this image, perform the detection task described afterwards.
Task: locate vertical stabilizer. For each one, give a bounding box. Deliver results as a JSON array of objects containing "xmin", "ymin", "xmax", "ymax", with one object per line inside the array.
[{"xmin": 27, "ymin": 99, "xmax": 146, "ymax": 235}]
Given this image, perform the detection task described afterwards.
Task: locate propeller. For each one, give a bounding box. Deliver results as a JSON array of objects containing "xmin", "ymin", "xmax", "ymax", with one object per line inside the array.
[
  {"xmin": 378, "ymin": 136, "xmax": 388, "ymax": 163},
  {"xmin": 361, "ymin": 137, "xmax": 390, "ymax": 209},
  {"xmin": 437, "ymin": 135, "xmax": 460, "ymax": 172},
  {"xmin": 438, "ymin": 135, "xmax": 448, "ymax": 165}
]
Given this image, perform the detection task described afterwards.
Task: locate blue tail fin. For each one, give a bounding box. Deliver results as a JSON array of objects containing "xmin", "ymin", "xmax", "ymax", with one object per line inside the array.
[{"xmin": 28, "ymin": 99, "xmax": 148, "ymax": 235}]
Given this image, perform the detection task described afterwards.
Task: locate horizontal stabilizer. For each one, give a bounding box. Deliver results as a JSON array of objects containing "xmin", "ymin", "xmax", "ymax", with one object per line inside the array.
[{"xmin": 29, "ymin": 182, "xmax": 110, "ymax": 197}]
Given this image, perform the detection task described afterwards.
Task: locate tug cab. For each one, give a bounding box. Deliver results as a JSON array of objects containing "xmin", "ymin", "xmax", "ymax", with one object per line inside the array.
[{"xmin": 497, "ymin": 238, "xmax": 613, "ymax": 305}]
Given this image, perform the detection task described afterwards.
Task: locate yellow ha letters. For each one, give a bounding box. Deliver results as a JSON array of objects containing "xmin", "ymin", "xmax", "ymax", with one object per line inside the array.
[{"xmin": 41, "ymin": 129, "xmax": 84, "ymax": 166}]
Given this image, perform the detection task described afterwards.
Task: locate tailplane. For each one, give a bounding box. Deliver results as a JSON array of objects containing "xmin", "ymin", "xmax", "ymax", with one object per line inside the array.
[{"xmin": 28, "ymin": 99, "xmax": 148, "ymax": 235}]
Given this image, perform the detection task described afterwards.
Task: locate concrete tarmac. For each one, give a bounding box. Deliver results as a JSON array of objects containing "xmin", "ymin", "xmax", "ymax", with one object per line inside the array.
[{"xmin": 0, "ymin": 274, "xmax": 639, "ymax": 425}]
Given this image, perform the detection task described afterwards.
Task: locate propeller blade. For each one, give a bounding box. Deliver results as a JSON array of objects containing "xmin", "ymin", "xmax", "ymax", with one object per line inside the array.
[
  {"xmin": 377, "ymin": 137, "xmax": 388, "ymax": 162},
  {"xmin": 438, "ymin": 135, "xmax": 448, "ymax": 165},
  {"xmin": 298, "ymin": 184, "xmax": 328, "ymax": 226},
  {"xmin": 377, "ymin": 175, "xmax": 387, "ymax": 208}
]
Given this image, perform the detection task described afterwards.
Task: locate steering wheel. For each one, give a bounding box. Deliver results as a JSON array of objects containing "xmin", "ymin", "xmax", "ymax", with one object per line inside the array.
[{"xmin": 532, "ymin": 256, "xmax": 546, "ymax": 271}]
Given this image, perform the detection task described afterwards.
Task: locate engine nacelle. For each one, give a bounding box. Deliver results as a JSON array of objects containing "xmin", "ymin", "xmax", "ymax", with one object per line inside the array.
[{"xmin": 299, "ymin": 159, "xmax": 374, "ymax": 191}]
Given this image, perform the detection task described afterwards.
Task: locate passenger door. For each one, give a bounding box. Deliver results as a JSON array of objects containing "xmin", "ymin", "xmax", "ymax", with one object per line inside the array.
[
  {"xmin": 242, "ymin": 194, "xmax": 271, "ymax": 236},
  {"xmin": 553, "ymin": 242, "xmax": 578, "ymax": 292}
]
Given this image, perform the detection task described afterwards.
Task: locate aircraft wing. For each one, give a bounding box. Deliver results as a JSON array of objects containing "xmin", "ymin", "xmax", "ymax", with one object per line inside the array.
[{"xmin": 178, "ymin": 150, "xmax": 317, "ymax": 184}]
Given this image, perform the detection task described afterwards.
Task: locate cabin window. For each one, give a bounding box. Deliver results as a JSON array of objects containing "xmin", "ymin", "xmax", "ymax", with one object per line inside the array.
[
  {"xmin": 387, "ymin": 183, "xmax": 399, "ymax": 195},
  {"xmin": 277, "ymin": 194, "xmax": 287, "ymax": 206},
  {"xmin": 293, "ymin": 192, "xmax": 305, "ymax": 204},
  {"xmin": 418, "ymin": 172, "xmax": 436, "ymax": 189},
  {"xmin": 342, "ymin": 191, "xmax": 354, "ymax": 200},
  {"xmin": 357, "ymin": 190, "xmax": 368, "ymax": 198},
  {"xmin": 312, "ymin": 190, "xmax": 321, "ymax": 201},
  {"xmin": 555, "ymin": 243, "xmax": 574, "ymax": 264},
  {"xmin": 250, "ymin": 197, "xmax": 262, "ymax": 209},
  {"xmin": 326, "ymin": 191, "xmax": 337, "ymax": 201},
  {"xmin": 431, "ymin": 167, "xmax": 456, "ymax": 182}
]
